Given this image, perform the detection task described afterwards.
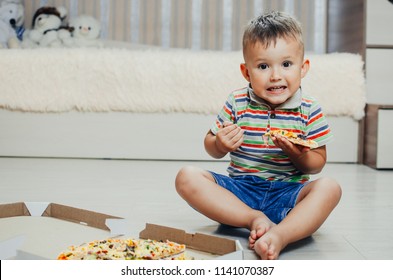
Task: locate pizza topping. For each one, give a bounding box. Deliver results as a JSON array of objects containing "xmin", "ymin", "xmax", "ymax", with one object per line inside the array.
[
  {"xmin": 264, "ymin": 129, "xmax": 318, "ymax": 149},
  {"xmin": 57, "ymin": 238, "xmax": 188, "ymax": 260}
]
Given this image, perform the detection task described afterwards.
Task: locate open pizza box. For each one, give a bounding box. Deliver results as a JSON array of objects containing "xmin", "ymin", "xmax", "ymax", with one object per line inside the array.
[
  {"xmin": 0, "ymin": 202, "xmax": 243, "ymax": 260},
  {"xmin": 139, "ymin": 223, "xmax": 243, "ymax": 260}
]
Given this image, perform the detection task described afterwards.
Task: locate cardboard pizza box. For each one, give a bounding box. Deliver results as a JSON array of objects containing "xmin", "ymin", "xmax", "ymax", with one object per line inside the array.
[
  {"xmin": 0, "ymin": 202, "xmax": 124, "ymax": 260},
  {"xmin": 139, "ymin": 223, "xmax": 243, "ymax": 260},
  {"xmin": 0, "ymin": 201, "xmax": 123, "ymax": 230},
  {"xmin": 0, "ymin": 202, "xmax": 243, "ymax": 260}
]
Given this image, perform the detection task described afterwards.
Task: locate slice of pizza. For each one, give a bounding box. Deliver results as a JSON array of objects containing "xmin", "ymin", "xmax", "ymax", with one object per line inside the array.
[
  {"xmin": 133, "ymin": 239, "xmax": 187, "ymax": 260},
  {"xmin": 264, "ymin": 129, "xmax": 318, "ymax": 149},
  {"xmin": 57, "ymin": 238, "xmax": 187, "ymax": 260}
]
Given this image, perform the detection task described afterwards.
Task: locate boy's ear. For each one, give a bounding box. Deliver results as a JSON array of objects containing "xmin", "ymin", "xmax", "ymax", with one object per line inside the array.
[
  {"xmin": 240, "ymin": 63, "xmax": 251, "ymax": 82},
  {"xmin": 301, "ymin": 59, "xmax": 310, "ymax": 78}
]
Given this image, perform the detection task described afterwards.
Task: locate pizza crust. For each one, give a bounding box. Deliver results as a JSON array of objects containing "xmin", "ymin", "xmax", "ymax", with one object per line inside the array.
[{"xmin": 264, "ymin": 129, "xmax": 318, "ymax": 149}]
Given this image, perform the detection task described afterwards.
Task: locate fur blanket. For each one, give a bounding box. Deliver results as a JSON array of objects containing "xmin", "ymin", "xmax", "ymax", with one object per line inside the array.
[{"xmin": 0, "ymin": 48, "xmax": 366, "ymax": 120}]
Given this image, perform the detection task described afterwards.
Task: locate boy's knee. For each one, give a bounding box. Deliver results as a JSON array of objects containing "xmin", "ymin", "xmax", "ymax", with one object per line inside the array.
[
  {"xmin": 175, "ymin": 166, "xmax": 215, "ymax": 198},
  {"xmin": 175, "ymin": 166, "xmax": 199, "ymax": 193},
  {"xmin": 332, "ymin": 180, "xmax": 342, "ymax": 202},
  {"xmin": 176, "ymin": 166, "xmax": 194, "ymax": 182},
  {"xmin": 320, "ymin": 177, "xmax": 342, "ymax": 202}
]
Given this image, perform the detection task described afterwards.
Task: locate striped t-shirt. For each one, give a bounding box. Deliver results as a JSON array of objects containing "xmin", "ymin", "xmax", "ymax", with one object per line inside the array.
[{"xmin": 210, "ymin": 86, "xmax": 333, "ymax": 183}]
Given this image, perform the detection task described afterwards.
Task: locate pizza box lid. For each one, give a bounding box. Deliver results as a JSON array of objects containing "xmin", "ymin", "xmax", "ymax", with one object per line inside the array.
[
  {"xmin": 0, "ymin": 202, "xmax": 243, "ymax": 260},
  {"xmin": 0, "ymin": 201, "xmax": 123, "ymax": 230}
]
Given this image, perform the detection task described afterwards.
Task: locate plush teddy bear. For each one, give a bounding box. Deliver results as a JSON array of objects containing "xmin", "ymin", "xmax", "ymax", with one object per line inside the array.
[
  {"xmin": 0, "ymin": 0, "xmax": 23, "ymax": 48},
  {"xmin": 62, "ymin": 14, "xmax": 103, "ymax": 48},
  {"xmin": 21, "ymin": 6, "xmax": 71, "ymax": 48},
  {"xmin": 0, "ymin": 0, "xmax": 25, "ymax": 40}
]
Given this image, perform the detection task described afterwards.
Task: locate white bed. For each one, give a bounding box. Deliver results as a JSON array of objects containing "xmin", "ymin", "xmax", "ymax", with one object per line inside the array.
[{"xmin": 0, "ymin": 46, "xmax": 366, "ymax": 162}]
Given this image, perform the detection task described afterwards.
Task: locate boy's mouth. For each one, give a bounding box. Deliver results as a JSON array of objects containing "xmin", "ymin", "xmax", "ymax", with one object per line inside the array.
[{"xmin": 267, "ymin": 86, "xmax": 287, "ymax": 92}]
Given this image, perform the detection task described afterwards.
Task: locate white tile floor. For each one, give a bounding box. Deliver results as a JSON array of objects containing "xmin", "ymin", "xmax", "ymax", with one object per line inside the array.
[{"xmin": 1, "ymin": 157, "xmax": 393, "ymax": 260}]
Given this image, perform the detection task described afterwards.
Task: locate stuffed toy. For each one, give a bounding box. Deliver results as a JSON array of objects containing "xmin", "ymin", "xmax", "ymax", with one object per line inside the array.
[
  {"xmin": 21, "ymin": 6, "xmax": 71, "ymax": 48},
  {"xmin": 0, "ymin": 0, "xmax": 23, "ymax": 48},
  {"xmin": 0, "ymin": 0, "xmax": 24, "ymax": 40},
  {"xmin": 62, "ymin": 14, "xmax": 103, "ymax": 48}
]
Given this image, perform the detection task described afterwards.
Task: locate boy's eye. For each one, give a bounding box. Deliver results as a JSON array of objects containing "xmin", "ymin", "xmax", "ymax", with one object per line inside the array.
[
  {"xmin": 258, "ymin": 64, "xmax": 268, "ymax": 70},
  {"xmin": 283, "ymin": 61, "xmax": 292, "ymax": 67}
]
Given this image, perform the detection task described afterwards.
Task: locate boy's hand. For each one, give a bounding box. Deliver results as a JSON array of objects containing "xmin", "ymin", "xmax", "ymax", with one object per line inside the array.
[
  {"xmin": 215, "ymin": 121, "xmax": 244, "ymax": 154},
  {"xmin": 271, "ymin": 134, "xmax": 310, "ymax": 157},
  {"xmin": 271, "ymin": 134, "xmax": 326, "ymax": 174}
]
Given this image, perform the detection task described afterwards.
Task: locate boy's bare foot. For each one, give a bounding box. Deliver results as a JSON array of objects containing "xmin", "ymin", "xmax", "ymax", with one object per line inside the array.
[
  {"xmin": 254, "ymin": 229, "xmax": 286, "ymax": 260},
  {"xmin": 248, "ymin": 216, "xmax": 275, "ymax": 249}
]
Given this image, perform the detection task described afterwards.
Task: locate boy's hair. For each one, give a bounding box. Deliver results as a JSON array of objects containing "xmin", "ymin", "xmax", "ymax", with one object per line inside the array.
[{"xmin": 243, "ymin": 11, "xmax": 304, "ymax": 55}]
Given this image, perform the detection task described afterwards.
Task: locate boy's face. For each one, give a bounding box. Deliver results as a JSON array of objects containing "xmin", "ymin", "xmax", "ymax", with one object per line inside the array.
[{"xmin": 240, "ymin": 37, "xmax": 309, "ymax": 109}]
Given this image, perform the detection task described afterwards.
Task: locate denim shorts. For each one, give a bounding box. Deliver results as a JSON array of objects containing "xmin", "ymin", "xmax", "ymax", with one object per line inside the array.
[{"xmin": 209, "ymin": 172, "xmax": 307, "ymax": 224}]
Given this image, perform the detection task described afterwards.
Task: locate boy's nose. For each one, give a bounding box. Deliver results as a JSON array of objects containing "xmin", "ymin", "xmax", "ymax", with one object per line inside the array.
[{"xmin": 270, "ymin": 68, "xmax": 282, "ymax": 81}]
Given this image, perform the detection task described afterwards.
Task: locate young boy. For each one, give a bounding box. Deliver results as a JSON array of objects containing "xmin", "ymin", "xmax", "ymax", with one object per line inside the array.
[{"xmin": 175, "ymin": 11, "xmax": 341, "ymax": 260}]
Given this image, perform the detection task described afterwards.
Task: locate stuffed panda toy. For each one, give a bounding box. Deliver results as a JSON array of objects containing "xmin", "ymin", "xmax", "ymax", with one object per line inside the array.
[{"xmin": 22, "ymin": 6, "xmax": 71, "ymax": 48}]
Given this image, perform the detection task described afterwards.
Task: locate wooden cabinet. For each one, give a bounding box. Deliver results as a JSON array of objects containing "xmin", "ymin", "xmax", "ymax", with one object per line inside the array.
[
  {"xmin": 364, "ymin": 1, "xmax": 393, "ymax": 168},
  {"xmin": 364, "ymin": 105, "xmax": 393, "ymax": 169},
  {"xmin": 366, "ymin": 0, "xmax": 393, "ymax": 46},
  {"xmin": 365, "ymin": 0, "xmax": 393, "ymax": 105},
  {"xmin": 366, "ymin": 49, "xmax": 393, "ymax": 104}
]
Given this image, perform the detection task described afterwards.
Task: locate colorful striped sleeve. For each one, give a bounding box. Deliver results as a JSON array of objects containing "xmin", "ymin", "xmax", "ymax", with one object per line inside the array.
[
  {"xmin": 210, "ymin": 93, "xmax": 237, "ymax": 135},
  {"xmin": 305, "ymin": 100, "xmax": 333, "ymax": 147}
]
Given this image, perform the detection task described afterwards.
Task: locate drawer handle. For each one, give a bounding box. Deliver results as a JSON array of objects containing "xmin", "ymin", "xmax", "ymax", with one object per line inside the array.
[{"xmin": 389, "ymin": 0, "xmax": 393, "ymax": 5}]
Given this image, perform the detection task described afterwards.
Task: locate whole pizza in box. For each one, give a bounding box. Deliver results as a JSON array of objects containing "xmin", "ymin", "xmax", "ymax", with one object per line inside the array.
[{"xmin": 57, "ymin": 238, "xmax": 188, "ymax": 260}]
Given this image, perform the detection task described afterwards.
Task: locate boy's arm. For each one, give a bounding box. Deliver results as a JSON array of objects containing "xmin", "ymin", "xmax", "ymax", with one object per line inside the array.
[
  {"xmin": 290, "ymin": 146, "xmax": 327, "ymax": 174},
  {"xmin": 204, "ymin": 122, "xmax": 244, "ymax": 159},
  {"xmin": 272, "ymin": 135, "xmax": 327, "ymax": 174}
]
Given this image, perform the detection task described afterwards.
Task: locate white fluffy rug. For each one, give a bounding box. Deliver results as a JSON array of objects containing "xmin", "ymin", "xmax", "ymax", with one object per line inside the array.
[{"xmin": 0, "ymin": 48, "xmax": 366, "ymax": 120}]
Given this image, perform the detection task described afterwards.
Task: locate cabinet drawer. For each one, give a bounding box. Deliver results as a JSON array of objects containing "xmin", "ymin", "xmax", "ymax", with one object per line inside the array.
[
  {"xmin": 377, "ymin": 109, "xmax": 393, "ymax": 168},
  {"xmin": 366, "ymin": 49, "xmax": 393, "ymax": 104},
  {"xmin": 367, "ymin": 0, "xmax": 393, "ymax": 45},
  {"xmin": 364, "ymin": 105, "xmax": 393, "ymax": 169}
]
